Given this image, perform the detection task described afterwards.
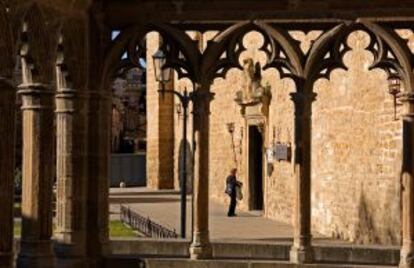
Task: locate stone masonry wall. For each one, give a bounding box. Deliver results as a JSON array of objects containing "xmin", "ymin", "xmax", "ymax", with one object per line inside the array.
[
  {"xmin": 146, "ymin": 32, "xmax": 175, "ymax": 189},
  {"xmin": 163, "ymin": 30, "xmax": 404, "ymax": 244},
  {"xmin": 311, "ymin": 31, "xmax": 402, "ymax": 245},
  {"xmin": 207, "ymin": 31, "xmax": 296, "ymax": 219},
  {"xmin": 202, "ymin": 30, "xmax": 403, "ymax": 245}
]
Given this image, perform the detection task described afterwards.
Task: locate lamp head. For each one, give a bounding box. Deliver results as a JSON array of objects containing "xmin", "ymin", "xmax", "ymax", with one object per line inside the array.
[
  {"xmin": 388, "ymin": 74, "xmax": 401, "ymax": 96},
  {"xmin": 152, "ymin": 49, "xmax": 171, "ymax": 84}
]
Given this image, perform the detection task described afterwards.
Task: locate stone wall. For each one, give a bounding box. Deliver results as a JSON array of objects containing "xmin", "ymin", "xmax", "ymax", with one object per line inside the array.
[
  {"xmin": 203, "ymin": 31, "xmax": 402, "ymax": 245},
  {"xmin": 154, "ymin": 29, "xmax": 404, "ymax": 244},
  {"xmin": 207, "ymin": 31, "xmax": 296, "ymax": 218},
  {"xmin": 311, "ymin": 31, "xmax": 402, "ymax": 245},
  {"xmin": 146, "ymin": 32, "xmax": 175, "ymax": 189}
]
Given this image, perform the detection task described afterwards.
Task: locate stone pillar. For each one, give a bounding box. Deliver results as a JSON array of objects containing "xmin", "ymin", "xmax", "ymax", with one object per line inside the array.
[
  {"xmin": 0, "ymin": 79, "xmax": 16, "ymax": 267},
  {"xmin": 190, "ymin": 87, "xmax": 213, "ymax": 259},
  {"xmin": 17, "ymin": 83, "xmax": 55, "ymax": 268},
  {"xmin": 86, "ymin": 92, "xmax": 110, "ymax": 267},
  {"xmin": 289, "ymin": 90, "xmax": 316, "ymax": 264},
  {"xmin": 399, "ymin": 92, "xmax": 414, "ymax": 268},
  {"xmin": 54, "ymin": 88, "xmax": 88, "ymax": 267}
]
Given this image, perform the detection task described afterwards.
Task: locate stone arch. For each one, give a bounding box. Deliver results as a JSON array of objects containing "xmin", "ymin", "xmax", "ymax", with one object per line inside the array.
[
  {"xmin": 103, "ymin": 21, "xmax": 306, "ymax": 93},
  {"xmin": 201, "ymin": 21, "xmax": 304, "ymax": 84},
  {"xmin": 101, "ymin": 23, "xmax": 202, "ymax": 92},
  {"xmin": 304, "ymin": 22, "xmax": 413, "ymax": 93},
  {"xmin": 55, "ymin": 19, "xmax": 87, "ymax": 91},
  {"xmin": 18, "ymin": 2, "xmax": 57, "ymax": 85}
]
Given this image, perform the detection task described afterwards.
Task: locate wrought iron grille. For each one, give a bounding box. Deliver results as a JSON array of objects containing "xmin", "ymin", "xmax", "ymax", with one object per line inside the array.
[{"xmin": 120, "ymin": 204, "xmax": 178, "ymax": 239}]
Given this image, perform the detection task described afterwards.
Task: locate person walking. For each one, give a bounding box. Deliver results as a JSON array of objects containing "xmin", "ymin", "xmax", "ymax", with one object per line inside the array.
[{"xmin": 226, "ymin": 168, "xmax": 238, "ymax": 217}]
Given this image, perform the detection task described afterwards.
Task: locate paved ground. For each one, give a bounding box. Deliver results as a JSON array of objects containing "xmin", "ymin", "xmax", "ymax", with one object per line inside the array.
[{"xmin": 109, "ymin": 187, "xmax": 346, "ymax": 244}]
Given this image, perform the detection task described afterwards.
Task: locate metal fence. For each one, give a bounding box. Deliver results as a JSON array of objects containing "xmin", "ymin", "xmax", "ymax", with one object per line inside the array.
[{"xmin": 120, "ymin": 205, "xmax": 178, "ymax": 239}]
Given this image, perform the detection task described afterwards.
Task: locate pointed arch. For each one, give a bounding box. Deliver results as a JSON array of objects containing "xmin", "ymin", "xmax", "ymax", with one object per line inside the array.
[
  {"xmin": 304, "ymin": 21, "xmax": 414, "ymax": 93},
  {"xmin": 56, "ymin": 18, "xmax": 87, "ymax": 90},
  {"xmin": 201, "ymin": 21, "xmax": 304, "ymax": 83},
  {"xmin": 102, "ymin": 23, "xmax": 202, "ymax": 91},
  {"xmin": 361, "ymin": 21, "xmax": 414, "ymax": 93},
  {"xmin": 19, "ymin": 2, "xmax": 58, "ymax": 85}
]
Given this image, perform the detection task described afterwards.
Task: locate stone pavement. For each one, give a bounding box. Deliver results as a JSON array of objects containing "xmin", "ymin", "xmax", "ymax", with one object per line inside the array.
[{"xmin": 109, "ymin": 187, "xmax": 345, "ymax": 244}]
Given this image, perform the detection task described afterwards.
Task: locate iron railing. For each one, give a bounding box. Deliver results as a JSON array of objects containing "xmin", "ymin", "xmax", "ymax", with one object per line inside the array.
[{"xmin": 120, "ymin": 204, "xmax": 178, "ymax": 239}]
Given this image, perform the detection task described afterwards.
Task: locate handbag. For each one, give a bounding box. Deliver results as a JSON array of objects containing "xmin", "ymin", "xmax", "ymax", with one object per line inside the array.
[{"xmin": 236, "ymin": 184, "xmax": 243, "ymax": 200}]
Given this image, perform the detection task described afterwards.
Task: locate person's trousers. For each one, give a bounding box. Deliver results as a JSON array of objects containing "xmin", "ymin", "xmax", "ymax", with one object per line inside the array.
[{"xmin": 228, "ymin": 192, "xmax": 237, "ymax": 216}]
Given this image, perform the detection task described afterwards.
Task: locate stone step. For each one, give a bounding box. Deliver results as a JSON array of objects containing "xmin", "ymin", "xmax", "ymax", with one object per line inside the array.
[
  {"xmin": 106, "ymin": 257, "xmax": 396, "ymax": 268},
  {"xmin": 111, "ymin": 239, "xmax": 400, "ymax": 266},
  {"xmin": 145, "ymin": 259, "xmax": 397, "ymax": 268}
]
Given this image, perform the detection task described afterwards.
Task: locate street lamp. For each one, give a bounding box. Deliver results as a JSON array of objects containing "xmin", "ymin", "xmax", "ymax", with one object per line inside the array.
[
  {"xmin": 388, "ymin": 74, "xmax": 401, "ymax": 120},
  {"xmin": 152, "ymin": 49, "xmax": 171, "ymax": 85},
  {"xmin": 152, "ymin": 48, "xmax": 192, "ymax": 239}
]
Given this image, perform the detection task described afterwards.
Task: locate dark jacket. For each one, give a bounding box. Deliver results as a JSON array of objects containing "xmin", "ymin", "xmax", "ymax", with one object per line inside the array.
[{"xmin": 226, "ymin": 175, "xmax": 237, "ymax": 196}]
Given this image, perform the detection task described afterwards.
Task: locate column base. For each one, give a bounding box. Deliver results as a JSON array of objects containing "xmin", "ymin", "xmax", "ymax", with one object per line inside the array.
[
  {"xmin": 86, "ymin": 241, "xmax": 111, "ymax": 268},
  {"xmin": 189, "ymin": 231, "xmax": 212, "ymax": 260},
  {"xmin": 55, "ymin": 243, "xmax": 88, "ymax": 268},
  {"xmin": 0, "ymin": 252, "xmax": 13, "ymax": 268},
  {"xmin": 399, "ymin": 246, "xmax": 414, "ymax": 268},
  {"xmin": 17, "ymin": 240, "xmax": 55, "ymax": 268},
  {"xmin": 290, "ymin": 245, "xmax": 313, "ymax": 264},
  {"xmin": 56, "ymin": 257, "xmax": 88, "ymax": 268}
]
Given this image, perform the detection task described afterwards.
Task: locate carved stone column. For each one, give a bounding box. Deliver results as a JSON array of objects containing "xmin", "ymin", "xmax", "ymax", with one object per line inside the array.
[
  {"xmin": 54, "ymin": 88, "xmax": 88, "ymax": 267},
  {"xmin": 399, "ymin": 92, "xmax": 414, "ymax": 268},
  {"xmin": 86, "ymin": 92, "xmax": 110, "ymax": 267},
  {"xmin": 289, "ymin": 91, "xmax": 316, "ymax": 264},
  {"xmin": 0, "ymin": 79, "xmax": 16, "ymax": 267},
  {"xmin": 190, "ymin": 86, "xmax": 213, "ymax": 259},
  {"xmin": 17, "ymin": 83, "xmax": 55, "ymax": 268}
]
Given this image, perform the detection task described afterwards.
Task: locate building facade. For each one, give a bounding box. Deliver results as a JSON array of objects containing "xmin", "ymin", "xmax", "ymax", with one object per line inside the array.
[{"xmin": 2, "ymin": 1, "xmax": 414, "ymax": 268}]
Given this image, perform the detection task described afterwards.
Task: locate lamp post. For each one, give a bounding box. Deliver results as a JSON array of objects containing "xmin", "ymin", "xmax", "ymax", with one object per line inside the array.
[
  {"xmin": 388, "ymin": 74, "xmax": 401, "ymax": 120},
  {"xmin": 153, "ymin": 49, "xmax": 193, "ymax": 239}
]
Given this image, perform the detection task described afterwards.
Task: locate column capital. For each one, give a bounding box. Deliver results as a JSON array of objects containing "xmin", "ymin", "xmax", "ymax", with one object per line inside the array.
[
  {"xmin": 289, "ymin": 92, "xmax": 317, "ymax": 103},
  {"xmin": 290, "ymin": 92, "xmax": 317, "ymax": 117},
  {"xmin": 399, "ymin": 92, "xmax": 414, "ymax": 119},
  {"xmin": 192, "ymin": 91, "xmax": 215, "ymax": 121},
  {"xmin": 55, "ymin": 88, "xmax": 87, "ymax": 114},
  {"xmin": 56, "ymin": 88, "xmax": 78, "ymax": 98},
  {"xmin": 18, "ymin": 83, "xmax": 51, "ymax": 94},
  {"xmin": 191, "ymin": 91, "xmax": 215, "ymax": 104},
  {"xmin": 18, "ymin": 83, "xmax": 54, "ymax": 111}
]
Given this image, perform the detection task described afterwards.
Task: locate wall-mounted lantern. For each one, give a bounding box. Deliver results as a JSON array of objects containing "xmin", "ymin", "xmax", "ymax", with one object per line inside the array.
[
  {"xmin": 152, "ymin": 49, "xmax": 171, "ymax": 83},
  {"xmin": 226, "ymin": 122, "xmax": 235, "ymax": 134},
  {"xmin": 388, "ymin": 74, "xmax": 401, "ymax": 120}
]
